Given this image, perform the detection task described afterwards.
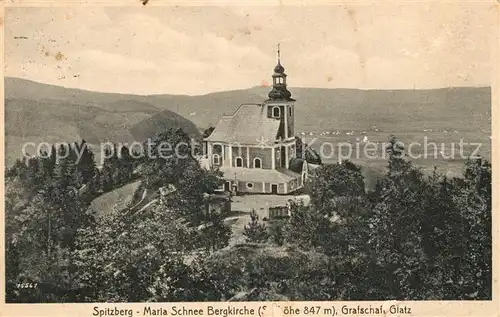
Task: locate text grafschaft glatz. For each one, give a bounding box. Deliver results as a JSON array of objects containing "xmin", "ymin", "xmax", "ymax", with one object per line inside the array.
[{"xmin": 93, "ymin": 304, "xmax": 412, "ymax": 317}]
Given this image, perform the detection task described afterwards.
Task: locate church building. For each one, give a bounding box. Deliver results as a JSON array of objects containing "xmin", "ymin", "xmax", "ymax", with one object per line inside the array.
[{"xmin": 203, "ymin": 49, "xmax": 309, "ymax": 195}]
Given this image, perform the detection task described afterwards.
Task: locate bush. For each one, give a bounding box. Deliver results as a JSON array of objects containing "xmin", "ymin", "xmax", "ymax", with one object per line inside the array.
[{"xmin": 243, "ymin": 210, "xmax": 268, "ymax": 243}]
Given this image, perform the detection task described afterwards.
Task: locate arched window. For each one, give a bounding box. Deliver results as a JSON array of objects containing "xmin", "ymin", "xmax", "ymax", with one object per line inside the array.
[
  {"xmin": 213, "ymin": 154, "xmax": 220, "ymax": 165},
  {"xmin": 235, "ymin": 157, "xmax": 243, "ymax": 167},
  {"xmin": 272, "ymin": 106, "xmax": 281, "ymax": 118},
  {"xmin": 288, "ymin": 106, "xmax": 292, "ymax": 116},
  {"xmin": 254, "ymin": 157, "xmax": 262, "ymax": 168},
  {"xmin": 212, "ymin": 144, "xmax": 222, "ymax": 154}
]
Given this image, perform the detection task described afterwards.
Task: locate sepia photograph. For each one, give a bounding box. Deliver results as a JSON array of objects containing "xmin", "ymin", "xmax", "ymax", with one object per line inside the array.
[{"xmin": 1, "ymin": 1, "xmax": 496, "ymax": 312}]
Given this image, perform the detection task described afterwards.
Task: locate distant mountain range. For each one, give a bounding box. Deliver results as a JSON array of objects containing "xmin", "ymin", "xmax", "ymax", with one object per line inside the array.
[{"xmin": 5, "ymin": 77, "xmax": 491, "ymax": 166}]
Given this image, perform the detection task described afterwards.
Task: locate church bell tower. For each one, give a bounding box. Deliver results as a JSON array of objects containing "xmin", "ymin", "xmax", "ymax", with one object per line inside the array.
[{"xmin": 265, "ymin": 44, "xmax": 295, "ymax": 141}]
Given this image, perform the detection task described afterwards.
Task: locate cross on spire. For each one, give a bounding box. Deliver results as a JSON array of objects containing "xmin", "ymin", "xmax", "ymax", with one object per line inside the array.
[{"xmin": 277, "ymin": 43, "xmax": 281, "ymax": 61}]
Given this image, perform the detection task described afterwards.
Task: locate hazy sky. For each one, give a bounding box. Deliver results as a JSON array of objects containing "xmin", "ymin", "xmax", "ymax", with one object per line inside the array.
[{"xmin": 5, "ymin": 4, "xmax": 496, "ymax": 95}]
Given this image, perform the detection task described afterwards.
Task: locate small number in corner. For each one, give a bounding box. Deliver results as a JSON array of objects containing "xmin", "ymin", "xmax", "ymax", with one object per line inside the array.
[{"xmin": 16, "ymin": 282, "xmax": 38, "ymax": 289}]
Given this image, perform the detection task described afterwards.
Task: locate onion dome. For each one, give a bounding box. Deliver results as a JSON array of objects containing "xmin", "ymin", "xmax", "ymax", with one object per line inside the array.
[{"xmin": 274, "ymin": 60, "xmax": 285, "ymax": 74}]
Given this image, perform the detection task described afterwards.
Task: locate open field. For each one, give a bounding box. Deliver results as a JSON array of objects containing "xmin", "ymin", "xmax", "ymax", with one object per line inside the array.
[{"xmin": 305, "ymin": 130, "xmax": 490, "ymax": 179}]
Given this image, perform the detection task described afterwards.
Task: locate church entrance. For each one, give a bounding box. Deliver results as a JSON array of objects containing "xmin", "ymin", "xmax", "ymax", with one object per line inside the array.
[
  {"xmin": 224, "ymin": 181, "xmax": 231, "ymax": 192},
  {"xmin": 271, "ymin": 184, "xmax": 278, "ymax": 194}
]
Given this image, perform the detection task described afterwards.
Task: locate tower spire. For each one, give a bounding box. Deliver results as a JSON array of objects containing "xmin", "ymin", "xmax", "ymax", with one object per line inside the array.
[{"xmin": 268, "ymin": 45, "xmax": 293, "ymax": 101}]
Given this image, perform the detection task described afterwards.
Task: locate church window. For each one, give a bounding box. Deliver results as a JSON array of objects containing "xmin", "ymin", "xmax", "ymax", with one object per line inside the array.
[
  {"xmin": 254, "ymin": 157, "xmax": 262, "ymax": 168},
  {"xmin": 235, "ymin": 157, "xmax": 243, "ymax": 167},
  {"xmin": 246, "ymin": 182, "xmax": 254, "ymax": 189},
  {"xmin": 213, "ymin": 144, "xmax": 222, "ymax": 154},
  {"xmin": 213, "ymin": 154, "xmax": 220, "ymax": 165},
  {"xmin": 272, "ymin": 106, "xmax": 281, "ymax": 118},
  {"xmin": 288, "ymin": 106, "xmax": 292, "ymax": 116}
]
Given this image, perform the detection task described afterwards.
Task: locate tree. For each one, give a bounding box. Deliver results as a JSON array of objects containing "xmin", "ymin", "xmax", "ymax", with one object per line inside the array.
[
  {"xmin": 295, "ymin": 136, "xmax": 322, "ymax": 165},
  {"xmin": 113, "ymin": 145, "xmax": 134, "ymax": 185},
  {"xmin": 284, "ymin": 202, "xmax": 336, "ymax": 255},
  {"xmin": 73, "ymin": 201, "xmax": 202, "ymax": 301},
  {"xmin": 269, "ymin": 221, "xmax": 285, "ymax": 246},
  {"xmin": 100, "ymin": 146, "xmax": 117, "ymax": 192},
  {"xmin": 447, "ymin": 158, "xmax": 492, "ymax": 299},
  {"xmin": 385, "ymin": 134, "xmax": 409, "ymax": 174},
  {"xmin": 307, "ymin": 160, "xmax": 365, "ymax": 216},
  {"xmin": 198, "ymin": 212, "xmax": 231, "ymax": 252},
  {"xmin": 6, "ymin": 158, "xmax": 28, "ymax": 180},
  {"xmin": 5, "ymin": 142, "xmax": 98, "ymax": 302},
  {"xmin": 366, "ymin": 144, "xmax": 492, "ymax": 300},
  {"xmin": 5, "ymin": 183, "xmax": 94, "ymax": 303},
  {"xmin": 166, "ymin": 159, "xmax": 223, "ymax": 224},
  {"xmin": 140, "ymin": 128, "xmax": 195, "ymax": 188},
  {"xmin": 25, "ymin": 157, "xmax": 50, "ymax": 192},
  {"xmin": 139, "ymin": 128, "xmax": 224, "ymax": 224},
  {"xmin": 75, "ymin": 140, "xmax": 97, "ymax": 185},
  {"xmin": 368, "ymin": 159, "xmax": 431, "ymax": 299},
  {"xmin": 243, "ymin": 210, "xmax": 268, "ymax": 243},
  {"xmin": 202, "ymin": 127, "xmax": 215, "ymax": 138},
  {"xmin": 6, "ymin": 132, "xmax": 491, "ymax": 302}
]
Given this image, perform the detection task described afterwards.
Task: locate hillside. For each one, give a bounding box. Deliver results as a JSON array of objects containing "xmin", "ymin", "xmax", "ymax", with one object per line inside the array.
[
  {"xmin": 4, "ymin": 78, "xmax": 201, "ymax": 166},
  {"xmin": 9, "ymin": 77, "xmax": 490, "ymax": 133},
  {"xmin": 145, "ymin": 86, "xmax": 491, "ymax": 133},
  {"xmin": 5, "ymin": 77, "xmax": 491, "ymax": 168},
  {"xmin": 88, "ymin": 180, "xmax": 142, "ymax": 219}
]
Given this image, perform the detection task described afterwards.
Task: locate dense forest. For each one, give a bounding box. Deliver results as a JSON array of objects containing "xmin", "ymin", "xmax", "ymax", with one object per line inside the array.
[{"xmin": 5, "ymin": 130, "xmax": 491, "ymax": 302}]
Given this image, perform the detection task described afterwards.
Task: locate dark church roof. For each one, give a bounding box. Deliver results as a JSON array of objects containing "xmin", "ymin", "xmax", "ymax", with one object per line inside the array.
[
  {"xmin": 274, "ymin": 60, "xmax": 285, "ymax": 74},
  {"xmin": 268, "ymin": 86, "xmax": 293, "ymax": 101},
  {"xmin": 289, "ymin": 158, "xmax": 306, "ymax": 174}
]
